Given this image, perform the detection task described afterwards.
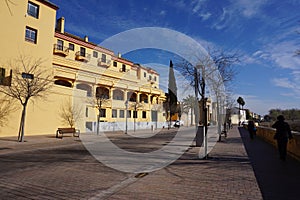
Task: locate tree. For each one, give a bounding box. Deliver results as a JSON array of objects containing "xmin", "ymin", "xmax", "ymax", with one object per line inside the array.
[
  {"xmin": 59, "ymin": 99, "xmax": 83, "ymax": 128},
  {"xmin": 182, "ymin": 95, "xmax": 197, "ymax": 126},
  {"xmin": 130, "ymin": 102, "xmax": 143, "ymax": 132},
  {"xmin": 88, "ymin": 87, "xmax": 109, "ymax": 135},
  {"xmin": 176, "ymin": 48, "xmax": 239, "ymax": 156},
  {"xmin": 168, "ymin": 60, "xmax": 178, "ymax": 128},
  {"xmin": 0, "ymin": 55, "xmax": 52, "ymax": 142},
  {"xmin": 237, "ymin": 96, "xmax": 245, "ymax": 110},
  {"xmin": 176, "ymin": 49, "xmax": 239, "ymax": 128}
]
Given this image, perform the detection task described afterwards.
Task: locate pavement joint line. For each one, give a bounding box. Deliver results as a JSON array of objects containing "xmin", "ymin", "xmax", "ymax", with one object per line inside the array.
[{"xmin": 88, "ymin": 176, "xmax": 140, "ymax": 200}]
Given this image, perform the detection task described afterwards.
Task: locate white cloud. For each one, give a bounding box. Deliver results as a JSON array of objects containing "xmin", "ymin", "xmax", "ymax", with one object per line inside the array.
[
  {"xmin": 230, "ymin": 0, "xmax": 268, "ymax": 18},
  {"xmin": 212, "ymin": 0, "xmax": 268, "ymax": 30},
  {"xmin": 272, "ymin": 78, "xmax": 295, "ymax": 89},
  {"xmin": 159, "ymin": 10, "xmax": 166, "ymax": 16}
]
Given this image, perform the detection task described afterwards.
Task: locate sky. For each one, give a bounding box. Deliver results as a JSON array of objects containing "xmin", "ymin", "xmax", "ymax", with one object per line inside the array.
[{"xmin": 50, "ymin": 0, "xmax": 300, "ymax": 116}]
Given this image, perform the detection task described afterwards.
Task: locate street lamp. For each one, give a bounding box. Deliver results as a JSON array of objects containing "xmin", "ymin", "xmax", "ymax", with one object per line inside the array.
[{"xmin": 125, "ymin": 100, "xmax": 128, "ymax": 134}]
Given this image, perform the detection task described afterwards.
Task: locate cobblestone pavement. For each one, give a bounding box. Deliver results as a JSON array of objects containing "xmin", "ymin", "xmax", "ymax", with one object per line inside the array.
[{"xmin": 0, "ymin": 127, "xmax": 299, "ymax": 199}]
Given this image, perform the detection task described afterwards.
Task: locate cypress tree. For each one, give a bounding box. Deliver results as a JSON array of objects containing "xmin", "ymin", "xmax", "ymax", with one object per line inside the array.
[{"xmin": 168, "ymin": 60, "xmax": 178, "ymax": 119}]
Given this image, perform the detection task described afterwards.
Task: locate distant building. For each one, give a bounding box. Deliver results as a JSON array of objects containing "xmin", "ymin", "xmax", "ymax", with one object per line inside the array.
[{"xmin": 229, "ymin": 107, "xmax": 246, "ymax": 124}]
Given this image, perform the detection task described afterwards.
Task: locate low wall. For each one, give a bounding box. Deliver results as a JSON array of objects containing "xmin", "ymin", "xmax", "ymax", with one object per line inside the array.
[{"xmin": 256, "ymin": 126, "xmax": 300, "ymax": 161}]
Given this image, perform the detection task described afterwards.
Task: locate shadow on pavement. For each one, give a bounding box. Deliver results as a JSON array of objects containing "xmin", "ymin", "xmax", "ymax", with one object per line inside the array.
[{"xmin": 239, "ymin": 127, "xmax": 300, "ymax": 200}]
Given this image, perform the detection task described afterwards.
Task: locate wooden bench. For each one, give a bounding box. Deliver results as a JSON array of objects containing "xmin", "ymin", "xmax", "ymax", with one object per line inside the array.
[{"xmin": 56, "ymin": 128, "xmax": 80, "ymax": 138}]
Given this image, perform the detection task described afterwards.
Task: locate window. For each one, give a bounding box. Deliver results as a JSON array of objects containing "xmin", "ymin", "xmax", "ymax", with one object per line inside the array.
[
  {"xmin": 149, "ymin": 75, "xmax": 152, "ymax": 80},
  {"xmin": 86, "ymin": 107, "xmax": 88, "ymax": 117},
  {"xmin": 154, "ymin": 76, "xmax": 157, "ymax": 81},
  {"xmin": 0, "ymin": 68, "xmax": 5, "ymax": 85},
  {"xmin": 101, "ymin": 54, "xmax": 106, "ymax": 63},
  {"xmin": 54, "ymin": 80, "xmax": 72, "ymax": 87},
  {"xmin": 133, "ymin": 111, "xmax": 137, "ymax": 118},
  {"xmin": 76, "ymin": 84, "xmax": 92, "ymax": 97},
  {"xmin": 113, "ymin": 90, "xmax": 124, "ymax": 100},
  {"xmin": 69, "ymin": 43, "xmax": 74, "ymax": 51},
  {"xmin": 119, "ymin": 110, "xmax": 124, "ymax": 118},
  {"xmin": 144, "ymin": 72, "xmax": 146, "ymax": 77},
  {"xmin": 27, "ymin": 1, "xmax": 39, "ymax": 18},
  {"xmin": 113, "ymin": 61, "xmax": 117, "ymax": 67},
  {"xmin": 127, "ymin": 110, "xmax": 131, "ymax": 118},
  {"xmin": 25, "ymin": 26, "xmax": 37, "ymax": 44},
  {"xmin": 57, "ymin": 39, "xmax": 63, "ymax": 50},
  {"xmin": 100, "ymin": 109, "xmax": 106, "ymax": 118},
  {"xmin": 122, "ymin": 64, "xmax": 126, "ymax": 72},
  {"xmin": 142, "ymin": 111, "xmax": 147, "ymax": 119},
  {"xmin": 80, "ymin": 47, "xmax": 86, "ymax": 57},
  {"xmin": 93, "ymin": 51, "xmax": 98, "ymax": 58},
  {"xmin": 112, "ymin": 109, "xmax": 117, "ymax": 118}
]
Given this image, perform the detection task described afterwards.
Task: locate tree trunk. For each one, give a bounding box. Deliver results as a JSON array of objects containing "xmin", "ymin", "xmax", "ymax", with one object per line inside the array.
[
  {"xmin": 97, "ymin": 114, "xmax": 100, "ymax": 135},
  {"xmin": 18, "ymin": 104, "xmax": 27, "ymax": 142},
  {"xmin": 190, "ymin": 107, "xmax": 194, "ymax": 126}
]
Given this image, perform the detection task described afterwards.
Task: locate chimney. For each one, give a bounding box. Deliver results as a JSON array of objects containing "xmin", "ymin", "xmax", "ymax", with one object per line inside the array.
[
  {"xmin": 118, "ymin": 52, "xmax": 122, "ymax": 58},
  {"xmin": 84, "ymin": 35, "xmax": 88, "ymax": 42},
  {"xmin": 56, "ymin": 17, "xmax": 65, "ymax": 33}
]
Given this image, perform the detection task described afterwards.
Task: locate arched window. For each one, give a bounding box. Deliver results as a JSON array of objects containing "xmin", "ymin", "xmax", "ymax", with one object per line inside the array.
[
  {"xmin": 140, "ymin": 93, "xmax": 148, "ymax": 103},
  {"xmin": 76, "ymin": 83, "xmax": 92, "ymax": 97},
  {"xmin": 54, "ymin": 79, "xmax": 72, "ymax": 88},
  {"xmin": 96, "ymin": 87, "xmax": 109, "ymax": 99},
  {"xmin": 113, "ymin": 89, "xmax": 124, "ymax": 100},
  {"xmin": 127, "ymin": 92, "xmax": 137, "ymax": 102}
]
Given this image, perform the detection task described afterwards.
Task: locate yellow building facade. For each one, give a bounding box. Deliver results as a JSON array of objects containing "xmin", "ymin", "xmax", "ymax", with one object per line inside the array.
[{"xmin": 0, "ymin": 0, "xmax": 166, "ymax": 137}]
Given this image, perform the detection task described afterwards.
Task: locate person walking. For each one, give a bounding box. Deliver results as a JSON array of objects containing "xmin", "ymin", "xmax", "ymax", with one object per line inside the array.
[
  {"xmin": 247, "ymin": 120, "xmax": 256, "ymax": 139},
  {"xmin": 272, "ymin": 115, "xmax": 293, "ymax": 161}
]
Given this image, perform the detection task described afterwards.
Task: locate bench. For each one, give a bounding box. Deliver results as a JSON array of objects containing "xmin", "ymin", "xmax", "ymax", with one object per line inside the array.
[{"xmin": 56, "ymin": 128, "xmax": 80, "ymax": 138}]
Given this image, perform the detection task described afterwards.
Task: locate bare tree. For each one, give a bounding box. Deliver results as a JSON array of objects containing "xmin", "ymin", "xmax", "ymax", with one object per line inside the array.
[
  {"xmin": 129, "ymin": 102, "xmax": 143, "ymax": 132},
  {"xmin": 87, "ymin": 88, "xmax": 109, "ymax": 135},
  {"xmin": 0, "ymin": 55, "xmax": 52, "ymax": 142},
  {"xmin": 176, "ymin": 48, "xmax": 239, "ymax": 156},
  {"xmin": 59, "ymin": 99, "xmax": 83, "ymax": 128}
]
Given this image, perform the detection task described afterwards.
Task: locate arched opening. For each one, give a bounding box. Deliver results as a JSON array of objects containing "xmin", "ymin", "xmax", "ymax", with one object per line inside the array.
[
  {"xmin": 54, "ymin": 79, "xmax": 72, "ymax": 88},
  {"xmin": 96, "ymin": 87, "xmax": 109, "ymax": 99},
  {"xmin": 140, "ymin": 93, "xmax": 148, "ymax": 103},
  {"xmin": 76, "ymin": 83, "xmax": 92, "ymax": 97},
  {"xmin": 113, "ymin": 89, "xmax": 124, "ymax": 100},
  {"xmin": 127, "ymin": 92, "xmax": 137, "ymax": 102}
]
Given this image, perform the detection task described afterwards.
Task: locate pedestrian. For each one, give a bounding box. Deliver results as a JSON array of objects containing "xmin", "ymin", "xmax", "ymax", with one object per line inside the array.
[
  {"xmin": 247, "ymin": 120, "xmax": 256, "ymax": 139},
  {"xmin": 272, "ymin": 115, "xmax": 293, "ymax": 161}
]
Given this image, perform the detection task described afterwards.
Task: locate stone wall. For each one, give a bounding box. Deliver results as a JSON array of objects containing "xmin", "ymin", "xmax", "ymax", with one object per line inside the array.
[{"xmin": 256, "ymin": 126, "xmax": 300, "ymax": 161}]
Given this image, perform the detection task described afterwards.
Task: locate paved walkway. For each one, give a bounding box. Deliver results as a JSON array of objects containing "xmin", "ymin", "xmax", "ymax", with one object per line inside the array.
[{"xmin": 0, "ymin": 127, "xmax": 300, "ymax": 199}]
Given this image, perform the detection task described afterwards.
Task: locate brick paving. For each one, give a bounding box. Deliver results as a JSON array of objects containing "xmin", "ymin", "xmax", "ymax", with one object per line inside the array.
[
  {"xmin": 0, "ymin": 127, "xmax": 299, "ymax": 199},
  {"xmin": 107, "ymin": 127, "xmax": 263, "ymax": 200}
]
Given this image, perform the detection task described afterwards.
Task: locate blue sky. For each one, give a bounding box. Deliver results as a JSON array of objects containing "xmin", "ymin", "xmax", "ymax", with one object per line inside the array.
[{"xmin": 51, "ymin": 0, "xmax": 300, "ymax": 115}]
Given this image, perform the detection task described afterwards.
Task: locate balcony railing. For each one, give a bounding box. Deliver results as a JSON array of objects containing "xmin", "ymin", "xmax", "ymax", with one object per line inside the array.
[
  {"xmin": 53, "ymin": 44, "xmax": 69, "ymax": 56},
  {"xmin": 119, "ymin": 68, "xmax": 129, "ymax": 72},
  {"xmin": 97, "ymin": 58, "xmax": 111, "ymax": 68},
  {"xmin": 75, "ymin": 51, "xmax": 91, "ymax": 62},
  {"xmin": 147, "ymin": 78, "xmax": 155, "ymax": 84}
]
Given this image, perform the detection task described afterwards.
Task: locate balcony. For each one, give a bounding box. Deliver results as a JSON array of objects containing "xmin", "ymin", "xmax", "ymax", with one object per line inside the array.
[
  {"xmin": 119, "ymin": 68, "xmax": 129, "ymax": 72},
  {"xmin": 75, "ymin": 51, "xmax": 91, "ymax": 62},
  {"xmin": 147, "ymin": 78, "xmax": 155, "ymax": 84},
  {"xmin": 53, "ymin": 44, "xmax": 69, "ymax": 57},
  {"xmin": 97, "ymin": 58, "xmax": 111, "ymax": 68}
]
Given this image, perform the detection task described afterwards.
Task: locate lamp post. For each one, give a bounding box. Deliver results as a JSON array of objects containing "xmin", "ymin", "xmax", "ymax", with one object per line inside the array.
[{"xmin": 125, "ymin": 100, "xmax": 128, "ymax": 134}]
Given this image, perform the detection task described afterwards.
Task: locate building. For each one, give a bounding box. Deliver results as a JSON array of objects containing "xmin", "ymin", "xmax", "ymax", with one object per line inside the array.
[{"xmin": 0, "ymin": 0, "xmax": 166, "ymax": 137}]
